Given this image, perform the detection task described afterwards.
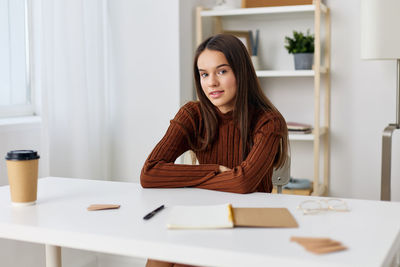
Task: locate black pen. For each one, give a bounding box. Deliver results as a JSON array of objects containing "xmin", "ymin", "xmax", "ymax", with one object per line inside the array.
[{"xmin": 143, "ymin": 205, "xmax": 165, "ymax": 220}]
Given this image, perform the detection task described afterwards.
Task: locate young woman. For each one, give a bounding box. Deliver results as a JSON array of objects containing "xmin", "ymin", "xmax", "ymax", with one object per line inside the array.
[
  {"xmin": 141, "ymin": 33, "xmax": 288, "ymax": 197},
  {"xmin": 142, "ymin": 33, "xmax": 288, "ymax": 267}
]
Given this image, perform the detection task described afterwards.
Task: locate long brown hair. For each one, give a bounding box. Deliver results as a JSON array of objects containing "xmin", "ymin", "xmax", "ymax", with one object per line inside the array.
[{"xmin": 192, "ymin": 34, "xmax": 288, "ymax": 168}]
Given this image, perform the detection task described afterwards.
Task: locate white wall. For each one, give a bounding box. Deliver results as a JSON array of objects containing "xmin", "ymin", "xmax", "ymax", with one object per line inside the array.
[
  {"xmin": 107, "ymin": 0, "xmax": 181, "ymax": 183},
  {"xmin": 325, "ymin": 0, "xmax": 399, "ymax": 200}
]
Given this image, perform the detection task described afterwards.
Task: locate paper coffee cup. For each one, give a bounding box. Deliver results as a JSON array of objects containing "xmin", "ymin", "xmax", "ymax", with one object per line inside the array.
[{"xmin": 5, "ymin": 150, "xmax": 40, "ymax": 206}]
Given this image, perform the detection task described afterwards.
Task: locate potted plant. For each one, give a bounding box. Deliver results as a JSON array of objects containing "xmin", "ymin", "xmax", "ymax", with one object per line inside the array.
[{"xmin": 284, "ymin": 30, "xmax": 314, "ymax": 70}]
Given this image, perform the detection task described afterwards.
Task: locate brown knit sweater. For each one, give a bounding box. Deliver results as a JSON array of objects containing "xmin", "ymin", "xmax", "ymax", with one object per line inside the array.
[{"xmin": 140, "ymin": 101, "xmax": 286, "ymax": 194}]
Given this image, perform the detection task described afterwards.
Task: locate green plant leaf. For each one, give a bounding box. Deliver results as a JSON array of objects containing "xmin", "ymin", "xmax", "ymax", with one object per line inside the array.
[{"xmin": 284, "ymin": 30, "xmax": 314, "ymax": 54}]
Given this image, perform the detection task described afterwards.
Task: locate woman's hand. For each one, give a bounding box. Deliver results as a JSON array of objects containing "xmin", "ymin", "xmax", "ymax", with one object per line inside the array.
[{"xmin": 219, "ymin": 165, "xmax": 231, "ymax": 173}]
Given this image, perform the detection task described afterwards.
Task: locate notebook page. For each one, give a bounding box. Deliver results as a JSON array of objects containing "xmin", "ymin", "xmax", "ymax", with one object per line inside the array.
[{"xmin": 167, "ymin": 204, "xmax": 234, "ymax": 229}]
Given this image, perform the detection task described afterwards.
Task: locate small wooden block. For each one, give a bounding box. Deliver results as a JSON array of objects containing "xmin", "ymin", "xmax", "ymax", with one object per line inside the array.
[
  {"xmin": 291, "ymin": 236, "xmax": 347, "ymax": 255},
  {"xmin": 306, "ymin": 245, "xmax": 348, "ymax": 254},
  {"xmin": 290, "ymin": 236, "xmax": 332, "ymax": 244},
  {"xmin": 87, "ymin": 204, "xmax": 120, "ymax": 211},
  {"xmin": 302, "ymin": 241, "xmax": 342, "ymax": 249}
]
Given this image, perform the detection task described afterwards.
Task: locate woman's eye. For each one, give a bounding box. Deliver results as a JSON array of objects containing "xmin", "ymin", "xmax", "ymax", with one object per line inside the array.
[
  {"xmin": 200, "ymin": 73, "xmax": 208, "ymax": 78},
  {"xmin": 218, "ymin": 69, "xmax": 227, "ymax": 75}
]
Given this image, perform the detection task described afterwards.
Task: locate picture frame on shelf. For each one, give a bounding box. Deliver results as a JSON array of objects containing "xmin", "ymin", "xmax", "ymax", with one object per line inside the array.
[{"xmin": 222, "ymin": 30, "xmax": 252, "ymax": 55}]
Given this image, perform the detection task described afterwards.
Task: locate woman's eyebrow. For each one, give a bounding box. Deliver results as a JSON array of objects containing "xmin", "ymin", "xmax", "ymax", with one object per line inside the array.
[
  {"xmin": 198, "ymin": 64, "xmax": 230, "ymax": 72},
  {"xmin": 216, "ymin": 64, "xmax": 230, "ymax": 68}
]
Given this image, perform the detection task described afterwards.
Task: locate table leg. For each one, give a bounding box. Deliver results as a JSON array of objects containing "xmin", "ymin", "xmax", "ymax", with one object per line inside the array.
[{"xmin": 45, "ymin": 244, "xmax": 62, "ymax": 267}]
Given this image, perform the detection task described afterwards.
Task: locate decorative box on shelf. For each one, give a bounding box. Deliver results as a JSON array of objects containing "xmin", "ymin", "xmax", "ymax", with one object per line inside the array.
[{"xmin": 242, "ymin": 0, "xmax": 313, "ymax": 8}]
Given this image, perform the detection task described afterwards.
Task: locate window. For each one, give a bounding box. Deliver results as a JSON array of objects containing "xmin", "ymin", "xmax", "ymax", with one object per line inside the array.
[{"xmin": 0, "ymin": 0, "xmax": 34, "ymax": 118}]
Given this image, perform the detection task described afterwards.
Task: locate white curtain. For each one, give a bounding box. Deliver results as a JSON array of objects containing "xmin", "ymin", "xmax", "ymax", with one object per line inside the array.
[{"xmin": 36, "ymin": 0, "xmax": 110, "ymax": 180}]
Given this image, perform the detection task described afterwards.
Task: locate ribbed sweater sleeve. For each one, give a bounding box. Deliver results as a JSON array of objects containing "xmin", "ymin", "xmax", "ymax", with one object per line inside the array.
[
  {"xmin": 140, "ymin": 101, "xmax": 285, "ymax": 194},
  {"xmin": 140, "ymin": 102, "xmax": 220, "ymax": 188},
  {"xmin": 196, "ymin": 115, "xmax": 284, "ymax": 194}
]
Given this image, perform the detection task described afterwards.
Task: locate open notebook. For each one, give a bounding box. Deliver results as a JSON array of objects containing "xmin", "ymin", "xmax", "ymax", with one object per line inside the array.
[{"xmin": 167, "ymin": 204, "xmax": 298, "ymax": 229}]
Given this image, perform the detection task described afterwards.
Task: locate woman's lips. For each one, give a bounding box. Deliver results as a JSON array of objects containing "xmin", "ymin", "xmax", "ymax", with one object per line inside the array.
[{"xmin": 209, "ymin": 90, "xmax": 224, "ymax": 98}]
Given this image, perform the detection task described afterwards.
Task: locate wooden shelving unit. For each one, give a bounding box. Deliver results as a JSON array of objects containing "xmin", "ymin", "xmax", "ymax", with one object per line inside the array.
[{"xmin": 196, "ymin": 1, "xmax": 331, "ymax": 196}]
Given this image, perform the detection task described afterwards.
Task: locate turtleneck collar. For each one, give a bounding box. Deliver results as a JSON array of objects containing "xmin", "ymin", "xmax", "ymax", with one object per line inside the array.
[{"xmin": 214, "ymin": 107, "xmax": 234, "ymax": 122}]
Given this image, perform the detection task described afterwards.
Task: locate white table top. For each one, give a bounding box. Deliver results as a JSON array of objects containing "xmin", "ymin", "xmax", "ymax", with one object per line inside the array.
[{"xmin": 1, "ymin": 177, "xmax": 400, "ymax": 267}]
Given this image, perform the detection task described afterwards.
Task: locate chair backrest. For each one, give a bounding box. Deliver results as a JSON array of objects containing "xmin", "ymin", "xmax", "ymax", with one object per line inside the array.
[{"xmin": 271, "ymin": 153, "xmax": 291, "ymax": 194}]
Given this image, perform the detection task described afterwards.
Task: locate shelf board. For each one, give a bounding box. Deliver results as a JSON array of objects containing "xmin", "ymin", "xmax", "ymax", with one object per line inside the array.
[
  {"xmin": 289, "ymin": 127, "xmax": 327, "ymax": 141},
  {"xmin": 256, "ymin": 70, "xmax": 314, "ymax": 77},
  {"xmin": 256, "ymin": 67, "xmax": 327, "ymax": 77},
  {"xmin": 201, "ymin": 5, "xmax": 315, "ymax": 17}
]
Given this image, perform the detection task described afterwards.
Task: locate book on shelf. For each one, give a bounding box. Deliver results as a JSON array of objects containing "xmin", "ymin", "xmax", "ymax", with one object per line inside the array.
[
  {"xmin": 272, "ymin": 179, "xmax": 313, "ymax": 195},
  {"xmin": 287, "ymin": 122, "xmax": 313, "ymax": 134},
  {"xmin": 284, "ymin": 178, "xmax": 312, "ymax": 190},
  {"xmin": 167, "ymin": 203, "xmax": 298, "ymax": 229}
]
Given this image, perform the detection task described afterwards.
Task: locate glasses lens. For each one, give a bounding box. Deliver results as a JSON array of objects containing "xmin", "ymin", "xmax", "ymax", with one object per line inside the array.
[
  {"xmin": 299, "ymin": 200, "xmax": 321, "ymax": 214},
  {"xmin": 327, "ymin": 199, "xmax": 348, "ymax": 211}
]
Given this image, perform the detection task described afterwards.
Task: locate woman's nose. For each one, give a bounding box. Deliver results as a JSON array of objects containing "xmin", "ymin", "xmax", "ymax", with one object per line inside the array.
[{"xmin": 207, "ymin": 74, "xmax": 218, "ymax": 87}]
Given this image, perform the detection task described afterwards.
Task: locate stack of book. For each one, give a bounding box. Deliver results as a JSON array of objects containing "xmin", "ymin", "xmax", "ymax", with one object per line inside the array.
[
  {"xmin": 272, "ymin": 178, "xmax": 313, "ymax": 195},
  {"xmin": 287, "ymin": 122, "xmax": 313, "ymax": 134}
]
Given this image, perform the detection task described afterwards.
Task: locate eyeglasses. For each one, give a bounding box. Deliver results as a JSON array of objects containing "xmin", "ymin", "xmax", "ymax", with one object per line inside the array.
[{"xmin": 297, "ymin": 198, "xmax": 350, "ymax": 215}]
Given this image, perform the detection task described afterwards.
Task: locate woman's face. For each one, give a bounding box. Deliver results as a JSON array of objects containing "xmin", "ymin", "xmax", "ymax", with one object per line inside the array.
[{"xmin": 197, "ymin": 49, "xmax": 237, "ymax": 114}]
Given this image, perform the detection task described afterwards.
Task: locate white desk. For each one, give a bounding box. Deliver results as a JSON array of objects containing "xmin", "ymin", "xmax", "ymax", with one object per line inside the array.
[{"xmin": 1, "ymin": 177, "xmax": 400, "ymax": 267}]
